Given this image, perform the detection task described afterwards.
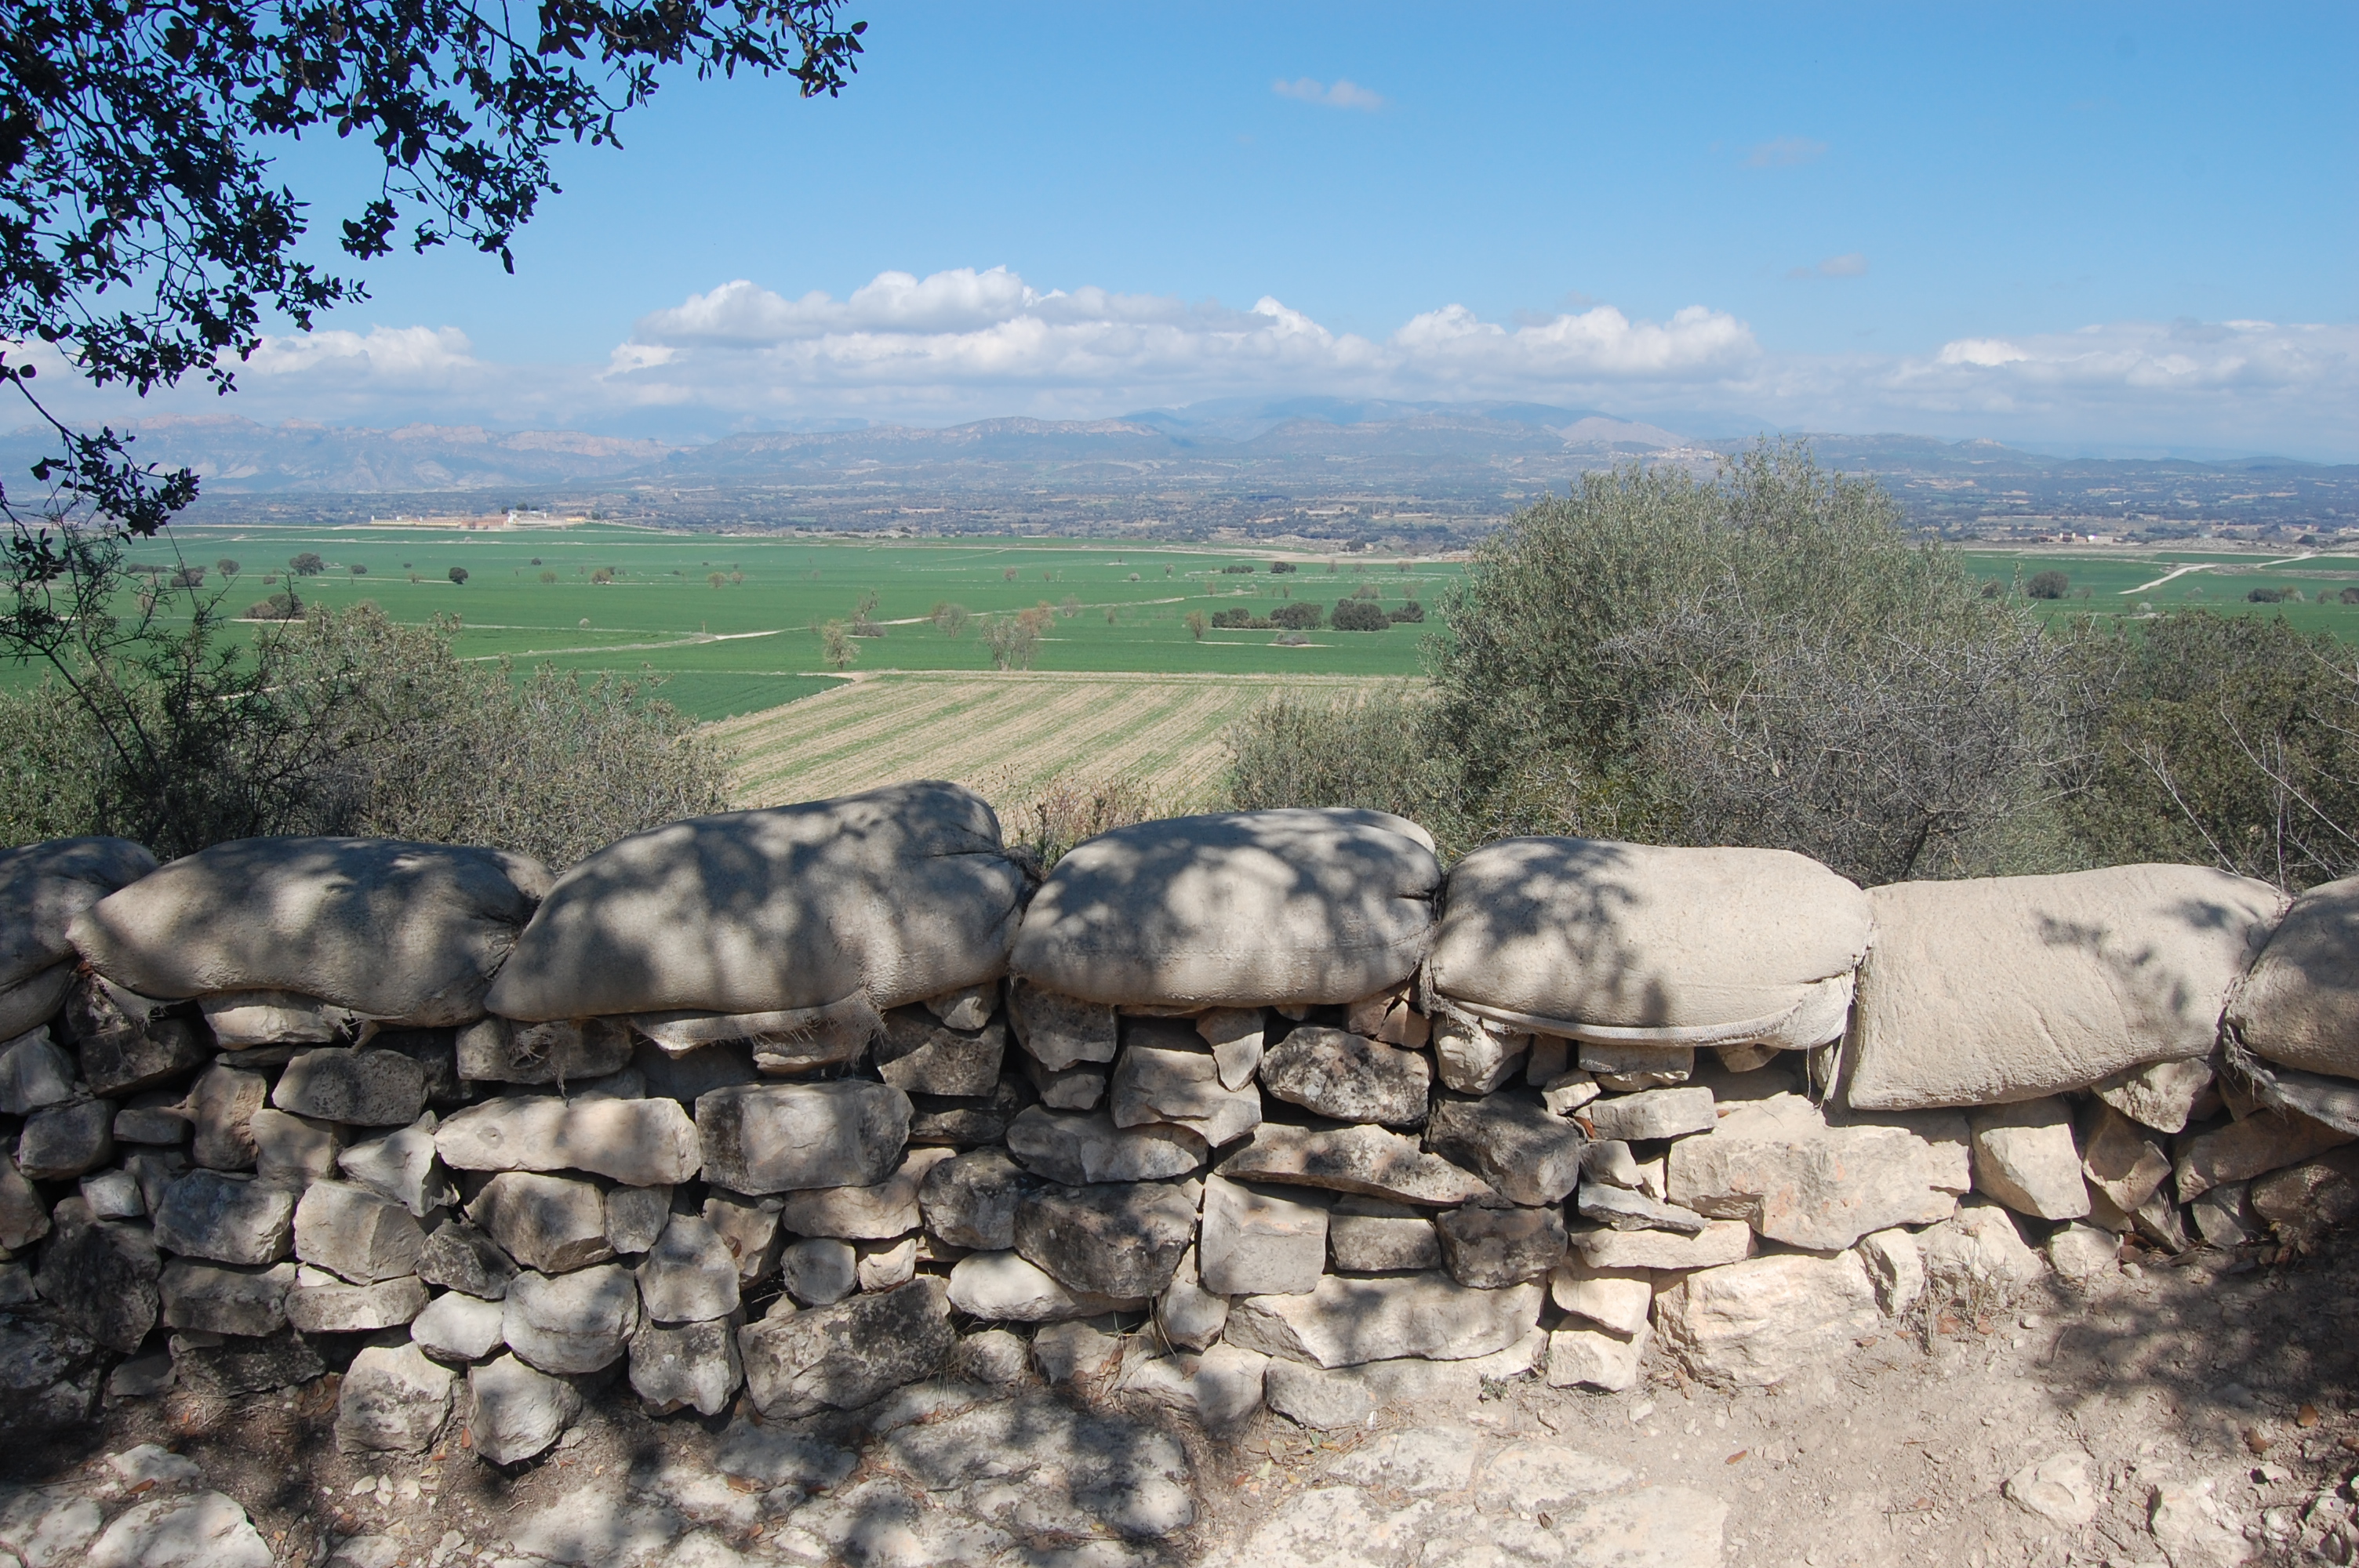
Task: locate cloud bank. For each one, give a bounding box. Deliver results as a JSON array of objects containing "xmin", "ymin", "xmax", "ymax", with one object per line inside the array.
[{"xmin": 31, "ymin": 268, "xmax": 2358, "ymax": 459}]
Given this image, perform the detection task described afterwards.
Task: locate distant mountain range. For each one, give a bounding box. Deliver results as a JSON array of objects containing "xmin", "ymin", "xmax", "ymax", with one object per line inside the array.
[{"xmin": 6, "ymin": 401, "xmax": 2354, "ymax": 543}]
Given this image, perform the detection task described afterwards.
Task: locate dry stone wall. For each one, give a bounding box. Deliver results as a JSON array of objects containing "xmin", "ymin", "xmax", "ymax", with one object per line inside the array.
[{"xmin": 5, "ymin": 780, "xmax": 2359, "ymax": 1457}]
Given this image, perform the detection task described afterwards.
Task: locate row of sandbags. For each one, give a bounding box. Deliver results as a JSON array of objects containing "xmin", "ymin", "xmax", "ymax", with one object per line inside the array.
[{"xmin": 8, "ymin": 782, "xmax": 2359, "ymax": 1112}]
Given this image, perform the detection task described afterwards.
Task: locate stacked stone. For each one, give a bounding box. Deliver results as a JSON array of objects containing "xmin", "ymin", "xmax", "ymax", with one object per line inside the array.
[{"xmin": 17, "ymin": 787, "xmax": 2359, "ymax": 1454}]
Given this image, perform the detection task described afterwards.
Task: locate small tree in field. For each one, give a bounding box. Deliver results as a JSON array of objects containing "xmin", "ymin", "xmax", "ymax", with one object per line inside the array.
[
  {"xmin": 2026, "ymin": 569, "xmax": 2070, "ymax": 600},
  {"xmin": 448, "ymin": 566, "xmax": 469, "ymax": 586},
  {"xmin": 289, "ymin": 552, "xmax": 325, "ymax": 576},
  {"xmin": 820, "ymin": 619, "xmax": 857, "ymax": 670},
  {"xmin": 1186, "ymin": 610, "xmax": 1208, "ymax": 641}
]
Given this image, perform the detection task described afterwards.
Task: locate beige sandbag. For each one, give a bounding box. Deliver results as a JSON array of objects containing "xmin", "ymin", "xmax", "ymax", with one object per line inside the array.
[
  {"xmin": 2225, "ymin": 874, "xmax": 2359, "ymax": 1079},
  {"xmin": 1009, "ymin": 808, "xmax": 1440, "ymax": 1008},
  {"xmin": 485, "ymin": 780, "xmax": 1024, "ymax": 1023},
  {"xmin": 1428, "ymin": 838, "xmax": 1870, "ymax": 1050},
  {"xmin": 1845, "ymin": 864, "xmax": 2285, "ymax": 1110},
  {"xmin": 71, "ymin": 837, "xmax": 550, "ymax": 1027},
  {"xmin": 0, "ymin": 837, "xmax": 157, "ymax": 992}
]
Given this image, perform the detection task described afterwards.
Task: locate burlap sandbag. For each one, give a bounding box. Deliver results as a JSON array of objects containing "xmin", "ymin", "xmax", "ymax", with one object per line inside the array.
[
  {"xmin": 2225, "ymin": 873, "xmax": 2359, "ymax": 1078},
  {"xmin": 0, "ymin": 837, "xmax": 157, "ymax": 993},
  {"xmin": 1428, "ymin": 838, "xmax": 1870, "ymax": 1049},
  {"xmin": 1845, "ymin": 864, "xmax": 2286, "ymax": 1110},
  {"xmin": 71, "ymin": 837, "xmax": 551, "ymax": 1027},
  {"xmin": 485, "ymin": 780, "xmax": 1024, "ymax": 1023},
  {"xmin": 1009, "ymin": 808, "xmax": 1440, "ymax": 1007}
]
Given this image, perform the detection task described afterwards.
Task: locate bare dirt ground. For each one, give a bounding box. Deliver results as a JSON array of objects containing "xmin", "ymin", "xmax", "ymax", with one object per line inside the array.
[{"xmin": 5, "ymin": 1233, "xmax": 2353, "ymax": 1567}]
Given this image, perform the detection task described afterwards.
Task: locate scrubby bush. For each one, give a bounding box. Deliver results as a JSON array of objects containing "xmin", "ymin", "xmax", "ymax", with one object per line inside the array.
[
  {"xmin": 246, "ymin": 590, "xmax": 302, "ymax": 619},
  {"xmin": 169, "ymin": 565, "xmax": 205, "ymax": 589},
  {"xmin": 2248, "ymin": 586, "xmax": 2289, "ymax": 604},
  {"xmin": 1330, "ymin": 599, "xmax": 1390, "ymax": 631},
  {"xmin": 540, "ymin": 571, "xmax": 558, "ymax": 583},
  {"xmin": 2340, "ymin": 587, "xmax": 2359, "ymax": 605},
  {"xmin": 932, "ymin": 602, "xmax": 971, "ymax": 637},
  {"xmin": 216, "ymin": 558, "xmax": 240, "ymax": 577},
  {"xmin": 1270, "ymin": 561, "xmax": 1297, "ymax": 574},
  {"xmin": 349, "ymin": 563, "xmax": 369, "ymax": 577},
  {"xmin": 448, "ymin": 566, "xmax": 468, "ymax": 585},
  {"xmin": 1388, "ymin": 601, "xmax": 1426, "ymax": 624},
  {"xmin": 289, "ymin": 552, "xmax": 325, "ymax": 577},
  {"xmin": 1221, "ymin": 564, "xmax": 1255, "ymax": 574},
  {"xmin": 1272, "ymin": 601, "xmax": 1324, "ymax": 631},
  {"xmin": 2026, "ymin": 569, "xmax": 2070, "ymax": 599}
]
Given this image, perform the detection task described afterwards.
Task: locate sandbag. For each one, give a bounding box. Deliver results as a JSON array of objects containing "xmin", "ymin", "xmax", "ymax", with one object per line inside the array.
[
  {"xmin": 1009, "ymin": 808, "xmax": 1440, "ymax": 1007},
  {"xmin": 1844, "ymin": 864, "xmax": 2285, "ymax": 1110},
  {"xmin": 2226, "ymin": 874, "xmax": 2359, "ymax": 1078},
  {"xmin": 71, "ymin": 837, "xmax": 551, "ymax": 1028},
  {"xmin": 484, "ymin": 780, "xmax": 1024, "ymax": 1023},
  {"xmin": 0, "ymin": 837, "xmax": 156, "ymax": 992},
  {"xmin": 1428, "ymin": 838, "xmax": 1870, "ymax": 1049}
]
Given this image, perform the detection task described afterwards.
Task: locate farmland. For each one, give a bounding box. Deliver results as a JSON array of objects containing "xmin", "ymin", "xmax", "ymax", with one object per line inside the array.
[
  {"xmin": 1961, "ymin": 546, "xmax": 2359, "ymax": 637},
  {"xmin": 717, "ymin": 670, "xmax": 1394, "ymax": 817},
  {"xmin": 87, "ymin": 523, "xmax": 1456, "ymax": 720}
]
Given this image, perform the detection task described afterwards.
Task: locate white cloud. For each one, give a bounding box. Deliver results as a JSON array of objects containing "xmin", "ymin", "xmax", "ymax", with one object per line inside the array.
[
  {"xmin": 1790, "ymin": 252, "xmax": 1868, "ymax": 279},
  {"xmin": 1744, "ymin": 136, "xmax": 1827, "ymax": 168},
  {"xmin": 242, "ymin": 325, "xmax": 483, "ymax": 383},
  {"xmin": 1273, "ymin": 77, "xmax": 1386, "ymax": 111}
]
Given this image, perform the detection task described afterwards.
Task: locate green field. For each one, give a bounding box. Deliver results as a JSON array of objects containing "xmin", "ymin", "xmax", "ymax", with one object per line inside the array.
[
  {"xmin": 1962, "ymin": 547, "xmax": 2359, "ymax": 638},
  {"xmin": 71, "ymin": 524, "xmax": 1456, "ymax": 720}
]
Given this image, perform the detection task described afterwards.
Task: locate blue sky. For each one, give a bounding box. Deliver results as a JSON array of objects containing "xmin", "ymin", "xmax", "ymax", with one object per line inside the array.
[{"xmin": 67, "ymin": 2, "xmax": 2359, "ymax": 456}]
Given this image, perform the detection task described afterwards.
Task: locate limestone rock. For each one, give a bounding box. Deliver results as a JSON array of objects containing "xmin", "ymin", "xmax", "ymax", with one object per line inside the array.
[
  {"xmin": 602, "ymin": 1184, "xmax": 669, "ymax": 1255},
  {"xmin": 2004, "ymin": 1450, "xmax": 2099, "ymax": 1526},
  {"xmin": 16, "ymin": 1100, "xmax": 114, "ymax": 1181},
  {"xmin": 285, "ymin": 1269, "xmax": 427, "ymax": 1332},
  {"xmin": 111, "ymin": 1100, "xmax": 187, "ymax": 1148},
  {"xmin": 1014, "ymin": 1181, "xmax": 1198, "ymax": 1298},
  {"xmin": 1009, "ymin": 984, "xmax": 1120, "ymax": 1071},
  {"xmin": 906, "ymin": 1083, "xmax": 1020, "ymax": 1149},
  {"xmin": 696, "ymin": 1080, "xmax": 910, "ymax": 1195},
  {"xmin": 919, "ymin": 1148, "xmax": 1027, "ymax": 1250},
  {"xmin": 0, "ymin": 1027, "xmax": 73, "ymax": 1115},
  {"xmin": 2047, "ymin": 1223, "xmax": 2121, "ymax": 1286},
  {"xmin": 874, "ymin": 1009, "xmax": 1005, "ymax": 1098},
  {"xmin": 159, "ymin": 1259, "xmax": 294, "ymax": 1337},
  {"xmin": 64, "ymin": 977, "xmax": 206, "ymax": 1097},
  {"xmin": 1004, "ymin": 1106, "xmax": 1206, "ymax": 1185},
  {"xmin": 336, "ymin": 1342, "xmax": 454, "ymax": 1454},
  {"xmin": 454, "ymin": 1016, "xmax": 634, "ymax": 1085},
  {"xmin": 1032, "ymin": 1318, "xmax": 1123, "ymax": 1391},
  {"xmin": 2175, "ymin": 1109, "xmax": 2354, "ymax": 1201},
  {"xmin": 2190, "ymin": 1182, "xmax": 2263, "ymax": 1247},
  {"xmin": 467, "ymin": 1172, "xmax": 612, "ymax": 1273},
  {"xmin": 1664, "ymin": 1092, "xmax": 1970, "ymax": 1250},
  {"xmin": 1568, "ymin": 1218, "xmax": 1754, "ymax": 1272},
  {"xmin": 947, "ymin": 1250, "xmax": 1143, "ymax": 1321},
  {"xmin": 84, "ymin": 1490, "xmax": 272, "ymax": 1568},
  {"xmin": 1197, "ymin": 1007, "xmax": 1266, "ymax": 1087},
  {"xmin": 775, "ymin": 1147, "xmax": 954, "ymax": 1240},
  {"xmin": 185, "ymin": 1063, "xmax": 267, "ymax": 1172},
  {"xmin": 922, "ymin": 982, "xmax": 997, "ymax": 1033},
  {"xmin": 1110, "ymin": 1029, "xmax": 1263, "ymax": 1146},
  {"xmin": 630, "ymin": 1317, "xmax": 742, "ymax": 1417},
  {"xmin": 0, "ymin": 1156, "xmax": 51, "ymax": 1251},
  {"xmin": 1327, "ymin": 1198, "xmax": 1441, "ymax": 1273},
  {"xmin": 197, "ymin": 990, "xmax": 366, "ymax": 1047},
  {"xmin": 1438, "ymin": 1200, "xmax": 1568, "ymax": 1287},
  {"xmin": 1424, "ymin": 1094, "xmax": 1587, "ymax": 1206},
  {"xmin": 434, "ymin": 1094, "xmax": 699, "ymax": 1187},
  {"xmin": 2094, "ymin": 1057, "xmax": 2216, "ymax": 1134},
  {"xmin": 1856, "ymin": 1228, "xmax": 1925, "ymax": 1316},
  {"xmin": 416, "ymin": 1219, "xmax": 518, "ymax": 1300},
  {"xmin": 503, "ymin": 1264, "xmax": 640, "ymax": 1374},
  {"xmin": 467, "ymin": 1353, "xmax": 582, "ymax": 1465},
  {"xmin": 294, "ymin": 1180, "xmax": 427, "ymax": 1283},
  {"xmin": 1921, "ymin": 1201, "xmax": 2046, "ymax": 1292},
  {"xmin": 2081, "ymin": 1102, "xmax": 2173, "ymax": 1213},
  {"xmin": 1259, "ymin": 1025, "xmax": 1431, "ymax": 1127},
  {"xmin": 1023, "ymin": 1054, "xmax": 1107, "ymax": 1110},
  {"xmin": 1581, "ymin": 1040, "xmax": 1694, "ymax": 1088},
  {"xmin": 410, "ymin": 1289, "xmax": 507, "ymax": 1361},
  {"xmin": 1157, "ymin": 1245, "xmax": 1229, "ymax": 1349},
  {"xmin": 1432, "ymin": 1012, "xmax": 1528, "ymax": 1095},
  {"xmin": 1199, "ymin": 1175, "xmax": 1326, "ymax": 1296},
  {"xmin": 1223, "ymin": 1272, "xmax": 1543, "ymax": 1368},
  {"xmin": 1217, "ymin": 1121, "xmax": 1493, "ymax": 1206},
  {"xmin": 168, "ymin": 1327, "xmax": 320, "ymax": 1397},
  {"xmin": 1576, "ymin": 1181, "xmax": 1707, "ymax": 1234},
  {"xmin": 1549, "ymin": 1259, "xmax": 1653, "ymax": 1337},
  {"xmin": 737, "ymin": 1277, "xmax": 955, "ymax": 1418},
  {"xmin": 1968, "ymin": 1098, "xmax": 2091, "ymax": 1220},
  {"xmin": 33, "ymin": 1219, "xmax": 158, "ymax": 1351},
  {"xmin": 2249, "ymin": 1148, "xmax": 2359, "ymax": 1239},
  {"xmin": 780, "ymin": 1237, "xmax": 857, "ymax": 1307},
  {"xmin": 854, "ymin": 1236, "xmax": 915, "ymax": 1291},
  {"xmin": 274, "ymin": 1047, "xmax": 427, "ymax": 1127},
  {"xmin": 81, "ymin": 1167, "xmax": 144, "ymax": 1219},
  {"xmin": 249, "ymin": 1109, "xmax": 341, "ymax": 1185},
  {"xmin": 1547, "ymin": 1321, "xmax": 1650, "ymax": 1392},
  {"xmin": 700, "ymin": 1189, "xmax": 783, "ymax": 1287},
  {"xmin": 1653, "ymin": 1250, "xmax": 1879, "ymax": 1388},
  {"xmin": 1578, "ymin": 1086, "xmax": 1717, "ymax": 1142},
  {"xmin": 151, "ymin": 1170, "xmax": 296, "ymax": 1265},
  {"xmin": 637, "ymin": 1214, "xmax": 741, "ymax": 1323},
  {"xmin": 1848, "ymin": 866, "xmax": 2283, "ymax": 1109},
  {"xmin": 328, "ymin": 1116, "xmax": 451, "ymax": 1218}
]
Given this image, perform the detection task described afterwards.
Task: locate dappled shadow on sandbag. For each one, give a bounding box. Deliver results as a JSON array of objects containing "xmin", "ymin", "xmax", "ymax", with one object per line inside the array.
[
  {"xmin": 1010, "ymin": 808, "xmax": 1441, "ymax": 1008},
  {"xmin": 485, "ymin": 781, "xmax": 1027, "ymax": 1022}
]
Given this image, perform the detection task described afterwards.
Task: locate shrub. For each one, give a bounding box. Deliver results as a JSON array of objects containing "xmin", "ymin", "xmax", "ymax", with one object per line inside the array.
[
  {"xmin": 1388, "ymin": 601, "xmax": 1426, "ymax": 624},
  {"xmin": 820, "ymin": 619, "xmax": 857, "ymax": 670},
  {"xmin": 169, "ymin": 564, "xmax": 205, "ymax": 589},
  {"xmin": 1270, "ymin": 561, "xmax": 1297, "ymax": 574},
  {"xmin": 986, "ymin": 769, "xmax": 1162, "ymax": 870},
  {"xmin": 1224, "ymin": 686, "xmax": 1456, "ymax": 829},
  {"xmin": 849, "ymin": 613, "xmax": 885, "ymax": 637},
  {"xmin": 216, "ymin": 558, "xmax": 240, "ymax": 577},
  {"xmin": 1331, "ymin": 599, "xmax": 1390, "ymax": 631},
  {"xmin": 2025, "ymin": 569, "xmax": 2070, "ymax": 599},
  {"xmin": 591, "ymin": 568, "xmax": 613, "ymax": 584},
  {"xmin": 1221, "ymin": 564, "xmax": 1255, "ymax": 574},
  {"xmin": 708, "ymin": 573, "xmax": 725, "ymax": 588},
  {"xmin": 980, "ymin": 609, "xmax": 1045, "ymax": 670},
  {"xmin": 246, "ymin": 591, "xmax": 302, "ymax": 619},
  {"xmin": 349, "ymin": 563, "xmax": 369, "ymax": 577},
  {"xmin": 1185, "ymin": 610, "xmax": 1208, "ymax": 641},
  {"xmin": 289, "ymin": 552, "xmax": 325, "ymax": 576},
  {"xmin": 932, "ymin": 602, "xmax": 971, "ymax": 637},
  {"xmin": 1350, "ymin": 583, "xmax": 1380, "ymax": 600},
  {"xmin": 530, "ymin": 557, "xmax": 542, "ymax": 565},
  {"xmin": 2342, "ymin": 587, "xmax": 2359, "ymax": 605},
  {"xmin": 1272, "ymin": 630, "xmax": 1308, "ymax": 647},
  {"xmin": 2248, "ymin": 586, "xmax": 2288, "ymax": 604},
  {"xmin": 1060, "ymin": 595, "xmax": 1081, "ymax": 618},
  {"xmin": 448, "ymin": 566, "xmax": 469, "ymax": 585},
  {"xmin": 1272, "ymin": 601, "xmax": 1324, "ymax": 631},
  {"xmin": 540, "ymin": 571, "xmax": 558, "ymax": 584}
]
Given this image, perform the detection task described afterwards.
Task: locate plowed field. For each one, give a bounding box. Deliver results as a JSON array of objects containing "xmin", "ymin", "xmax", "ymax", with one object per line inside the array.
[{"xmin": 714, "ymin": 670, "xmax": 1397, "ymax": 813}]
